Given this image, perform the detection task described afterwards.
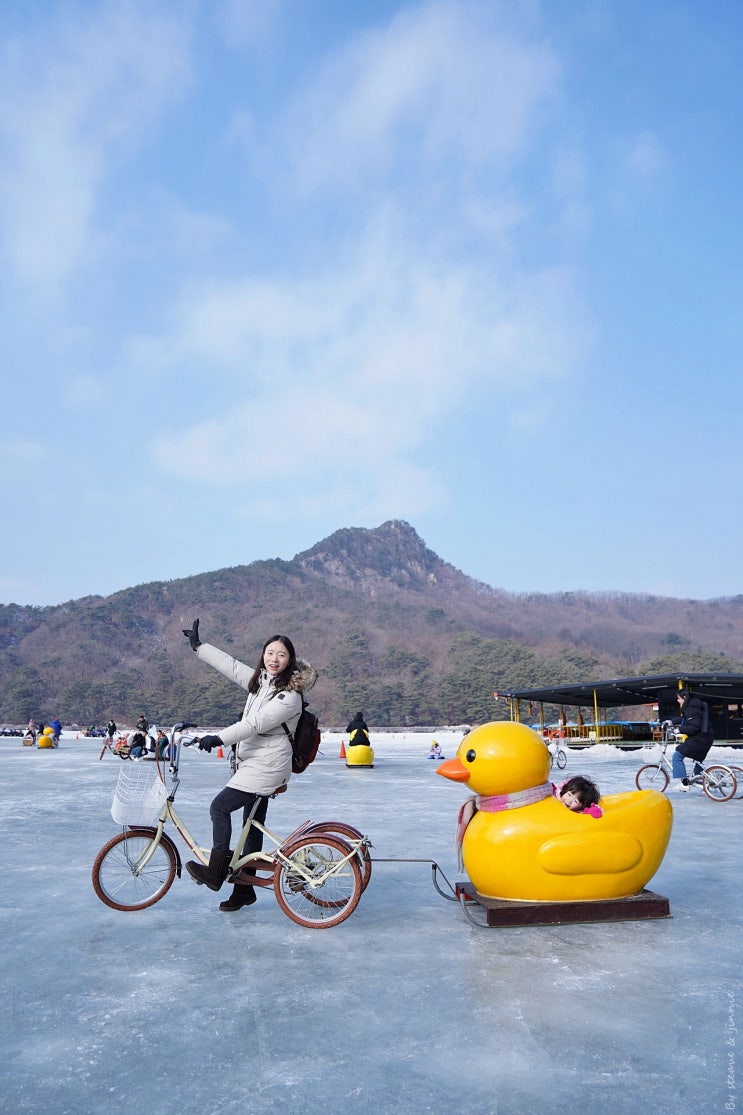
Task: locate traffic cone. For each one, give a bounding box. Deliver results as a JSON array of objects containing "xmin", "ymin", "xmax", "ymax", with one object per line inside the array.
[
  {"xmin": 339, "ymin": 740, "xmax": 346, "ymax": 759},
  {"xmin": 217, "ymin": 746, "xmax": 224, "ymax": 759}
]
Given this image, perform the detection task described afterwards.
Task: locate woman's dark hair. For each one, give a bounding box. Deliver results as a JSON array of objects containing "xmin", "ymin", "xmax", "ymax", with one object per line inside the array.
[
  {"xmin": 247, "ymin": 634, "xmax": 297, "ymax": 693},
  {"xmin": 560, "ymin": 775, "xmax": 601, "ymax": 808}
]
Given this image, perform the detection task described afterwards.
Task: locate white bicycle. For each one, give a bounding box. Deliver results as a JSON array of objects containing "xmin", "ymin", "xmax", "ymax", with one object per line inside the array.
[
  {"xmin": 92, "ymin": 723, "xmax": 372, "ymax": 928},
  {"xmin": 635, "ymin": 726, "xmax": 737, "ymax": 801}
]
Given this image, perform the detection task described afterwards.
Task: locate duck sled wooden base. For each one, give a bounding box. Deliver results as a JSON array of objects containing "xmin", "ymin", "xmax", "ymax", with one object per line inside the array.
[{"xmin": 456, "ymin": 881, "xmax": 670, "ymax": 927}]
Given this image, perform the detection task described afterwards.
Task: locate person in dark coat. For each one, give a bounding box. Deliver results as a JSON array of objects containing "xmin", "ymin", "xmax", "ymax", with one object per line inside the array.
[
  {"xmin": 346, "ymin": 711, "xmax": 370, "ymax": 747},
  {"xmin": 669, "ymin": 688, "xmax": 714, "ymax": 789}
]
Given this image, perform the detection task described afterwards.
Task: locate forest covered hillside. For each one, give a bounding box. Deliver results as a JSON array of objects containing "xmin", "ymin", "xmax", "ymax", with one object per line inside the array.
[{"xmin": 1, "ymin": 520, "xmax": 742, "ymax": 727}]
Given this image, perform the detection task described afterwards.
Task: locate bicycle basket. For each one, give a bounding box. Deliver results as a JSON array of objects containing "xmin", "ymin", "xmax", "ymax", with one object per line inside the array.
[{"xmin": 111, "ymin": 765, "xmax": 168, "ymax": 826}]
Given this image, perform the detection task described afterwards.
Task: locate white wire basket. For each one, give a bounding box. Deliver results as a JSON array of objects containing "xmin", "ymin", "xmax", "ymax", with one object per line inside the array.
[{"xmin": 111, "ymin": 765, "xmax": 168, "ymax": 826}]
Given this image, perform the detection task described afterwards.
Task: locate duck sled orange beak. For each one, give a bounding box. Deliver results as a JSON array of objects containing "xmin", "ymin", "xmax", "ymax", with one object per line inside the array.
[{"xmin": 437, "ymin": 756, "xmax": 470, "ymax": 782}]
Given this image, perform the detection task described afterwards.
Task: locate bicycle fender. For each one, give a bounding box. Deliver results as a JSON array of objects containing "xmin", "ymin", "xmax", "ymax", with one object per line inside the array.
[{"xmin": 124, "ymin": 826, "xmax": 183, "ymax": 877}]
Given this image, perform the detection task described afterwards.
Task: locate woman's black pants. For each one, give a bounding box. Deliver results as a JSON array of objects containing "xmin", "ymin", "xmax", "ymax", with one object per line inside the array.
[{"xmin": 210, "ymin": 787, "xmax": 269, "ymax": 854}]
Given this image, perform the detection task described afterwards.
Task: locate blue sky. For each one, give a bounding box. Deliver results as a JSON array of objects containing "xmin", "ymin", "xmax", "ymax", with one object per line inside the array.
[{"xmin": 1, "ymin": 0, "xmax": 741, "ymax": 607}]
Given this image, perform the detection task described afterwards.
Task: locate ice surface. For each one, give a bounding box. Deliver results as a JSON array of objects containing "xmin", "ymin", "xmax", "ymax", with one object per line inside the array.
[{"xmin": 1, "ymin": 731, "xmax": 741, "ymax": 1114}]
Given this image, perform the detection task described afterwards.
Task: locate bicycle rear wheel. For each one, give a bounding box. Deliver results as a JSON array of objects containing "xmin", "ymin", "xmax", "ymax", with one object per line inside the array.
[
  {"xmin": 92, "ymin": 829, "xmax": 177, "ymax": 910},
  {"xmin": 635, "ymin": 763, "xmax": 669, "ymax": 792},
  {"xmin": 274, "ymin": 834, "xmax": 362, "ymax": 928},
  {"xmin": 702, "ymin": 766, "xmax": 737, "ymax": 802},
  {"xmin": 305, "ymin": 821, "xmax": 372, "ymax": 891}
]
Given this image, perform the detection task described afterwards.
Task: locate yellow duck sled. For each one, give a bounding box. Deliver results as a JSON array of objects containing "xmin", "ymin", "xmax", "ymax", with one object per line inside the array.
[
  {"xmin": 437, "ymin": 721, "xmax": 672, "ymax": 903},
  {"xmin": 345, "ymin": 714, "xmax": 374, "ymax": 767}
]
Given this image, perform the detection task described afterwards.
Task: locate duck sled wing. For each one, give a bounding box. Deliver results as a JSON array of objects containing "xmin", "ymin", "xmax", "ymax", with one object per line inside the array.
[{"xmin": 537, "ymin": 832, "xmax": 643, "ymax": 876}]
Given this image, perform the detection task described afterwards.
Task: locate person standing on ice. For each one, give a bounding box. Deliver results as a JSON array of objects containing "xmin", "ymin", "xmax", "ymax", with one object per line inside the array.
[
  {"xmin": 99, "ymin": 719, "xmax": 117, "ymax": 760},
  {"xmin": 181, "ymin": 619, "xmax": 317, "ymax": 912}
]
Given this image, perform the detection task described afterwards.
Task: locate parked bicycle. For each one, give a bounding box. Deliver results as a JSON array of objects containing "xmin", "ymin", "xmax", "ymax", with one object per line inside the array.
[
  {"xmin": 92, "ymin": 723, "xmax": 372, "ymax": 928},
  {"xmin": 635, "ymin": 725, "xmax": 737, "ymax": 801}
]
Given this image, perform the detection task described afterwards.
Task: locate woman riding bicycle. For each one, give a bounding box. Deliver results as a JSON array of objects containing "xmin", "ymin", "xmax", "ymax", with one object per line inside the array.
[{"xmin": 181, "ymin": 620, "xmax": 317, "ymax": 910}]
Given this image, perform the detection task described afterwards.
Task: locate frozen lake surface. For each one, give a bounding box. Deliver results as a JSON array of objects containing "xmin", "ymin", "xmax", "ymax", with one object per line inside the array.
[{"xmin": 2, "ymin": 731, "xmax": 742, "ymax": 1114}]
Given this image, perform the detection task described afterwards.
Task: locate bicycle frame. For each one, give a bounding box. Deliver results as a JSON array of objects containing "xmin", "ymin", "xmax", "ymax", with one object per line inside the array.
[
  {"xmin": 655, "ymin": 729, "xmax": 711, "ymax": 781},
  {"xmin": 648, "ymin": 741, "xmax": 673, "ymax": 777}
]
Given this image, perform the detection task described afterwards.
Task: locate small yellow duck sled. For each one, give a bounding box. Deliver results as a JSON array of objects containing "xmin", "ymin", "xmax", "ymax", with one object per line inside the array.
[
  {"xmin": 37, "ymin": 727, "xmax": 57, "ymax": 749},
  {"xmin": 346, "ymin": 743, "xmax": 374, "ymax": 767},
  {"xmin": 438, "ymin": 721, "xmax": 672, "ymax": 903}
]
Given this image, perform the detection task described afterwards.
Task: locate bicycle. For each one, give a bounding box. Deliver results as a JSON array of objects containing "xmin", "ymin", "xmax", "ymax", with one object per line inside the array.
[
  {"xmin": 635, "ymin": 726, "xmax": 737, "ymax": 801},
  {"xmin": 91, "ymin": 723, "xmax": 372, "ymax": 928},
  {"xmin": 545, "ymin": 731, "xmax": 567, "ymax": 770}
]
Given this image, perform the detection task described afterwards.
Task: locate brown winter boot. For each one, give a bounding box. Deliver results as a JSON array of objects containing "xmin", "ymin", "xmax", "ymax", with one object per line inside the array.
[
  {"xmin": 219, "ymin": 884, "xmax": 257, "ymax": 912},
  {"xmin": 186, "ymin": 849, "xmax": 232, "ymax": 891}
]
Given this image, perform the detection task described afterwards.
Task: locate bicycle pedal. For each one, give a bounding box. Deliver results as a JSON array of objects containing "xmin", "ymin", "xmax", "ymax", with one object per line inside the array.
[{"xmin": 228, "ymin": 870, "xmax": 274, "ymax": 888}]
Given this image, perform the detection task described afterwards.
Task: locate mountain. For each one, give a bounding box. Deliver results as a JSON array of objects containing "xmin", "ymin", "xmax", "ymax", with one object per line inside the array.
[{"xmin": 1, "ymin": 520, "xmax": 742, "ymax": 727}]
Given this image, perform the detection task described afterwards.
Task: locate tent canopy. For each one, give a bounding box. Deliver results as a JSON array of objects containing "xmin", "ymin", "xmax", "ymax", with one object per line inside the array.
[{"xmin": 498, "ymin": 674, "xmax": 743, "ymax": 709}]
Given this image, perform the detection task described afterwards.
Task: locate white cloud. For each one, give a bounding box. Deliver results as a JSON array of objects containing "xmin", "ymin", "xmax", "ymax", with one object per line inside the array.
[
  {"xmin": 273, "ymin": 0, "xmax": 560, "ymax": 194},
  {"xmin": 0, "ymin": 3, "xmax": 192, "ymax": 284},
  {"xmin": 147, "ymin": 219, "xmax": 591, "ymax": 512},
  {"xmin": 120, "ymin": 3, "xmax": 587, "ymax": 524}
]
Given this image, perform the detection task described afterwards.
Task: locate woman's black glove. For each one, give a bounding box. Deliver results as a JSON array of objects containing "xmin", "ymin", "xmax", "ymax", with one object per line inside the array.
[
  {"xmin": 198, "ymin": 734, "xmax": 223, "ymax": 753},
  {"xmin": 182, "ymin": 618, "xmax": 201, "ymax": 651}
]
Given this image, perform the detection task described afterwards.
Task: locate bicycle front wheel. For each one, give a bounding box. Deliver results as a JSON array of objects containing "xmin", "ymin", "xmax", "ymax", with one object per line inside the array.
[
  {"xmin": 274, "ymin": 834, "xmax": 362, "ymax": 929},
  {"xmin": 555, "ymin": 748, "xmax": 568, "ymax": 770},
  {"xmin": 702, "ymin": 766, "xmax": 737, "ymax": 802},
  {"xmin": 92, "ymin": 829, "xmax": 177, "ymax": 911},
  {"xmin": 635, "ymin": 763, "xmax": 669, "ymax": 792}
]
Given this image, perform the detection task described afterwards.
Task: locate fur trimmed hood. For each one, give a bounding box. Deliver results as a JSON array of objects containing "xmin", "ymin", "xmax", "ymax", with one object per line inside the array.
[{"xmin": 280, "ymin": 659, "xmax": 318, "ymax": 695}]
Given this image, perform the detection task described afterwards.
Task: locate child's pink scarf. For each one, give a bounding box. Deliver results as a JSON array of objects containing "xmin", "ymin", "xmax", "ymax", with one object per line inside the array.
[{"xmin": 455, "ymin": 782, "xmax": 553, "ymax": 869}]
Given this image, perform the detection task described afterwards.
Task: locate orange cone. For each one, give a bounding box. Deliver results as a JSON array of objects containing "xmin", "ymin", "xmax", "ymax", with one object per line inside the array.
[
  {"xmin": 217, "ymin": 746, "xmax": 224, "ymax": 759},
  {"xmin": 339, "ymin": 740, "xmax": 346, "ymax": 759}
]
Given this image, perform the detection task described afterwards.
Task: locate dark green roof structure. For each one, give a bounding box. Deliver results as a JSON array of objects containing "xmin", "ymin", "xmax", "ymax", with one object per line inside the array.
[
  {"xmin": 496, "ymin": 674, "xmax": 743, "ymax": 744},
  {"xmin": 497, "ymin": 674, "xmax": 743, "ymax": 708}
]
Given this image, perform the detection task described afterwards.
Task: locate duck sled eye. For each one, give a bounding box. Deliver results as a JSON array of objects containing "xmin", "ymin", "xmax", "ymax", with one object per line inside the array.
[{"xmin": 465, "ymin": 749, "xmax": 476, "ymax": 763}]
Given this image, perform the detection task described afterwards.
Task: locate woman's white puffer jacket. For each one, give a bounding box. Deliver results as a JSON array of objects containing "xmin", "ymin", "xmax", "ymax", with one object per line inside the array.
[{"xmin": 196, "ymin": 642, "xmax": 317, "ymax": 796}]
